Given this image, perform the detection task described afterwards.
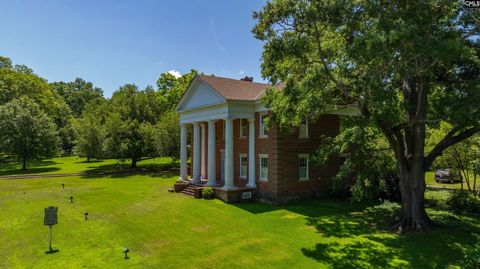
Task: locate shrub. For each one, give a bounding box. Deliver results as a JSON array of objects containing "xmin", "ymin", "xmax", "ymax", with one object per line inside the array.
[
  {"xmin": 462, "ymin": 234, "xmax": 480, "ymax": 269},
  {"xmin": 202, "ymin": 187, "xmax": 215, "ymax": 199},
  {"xmin": 447, "ymin": 190, "xmax": 480, "ymax": 214}
]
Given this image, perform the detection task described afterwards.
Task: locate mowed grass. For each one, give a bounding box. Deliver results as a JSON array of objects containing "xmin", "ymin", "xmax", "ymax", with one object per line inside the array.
[
  {"xmin": 0, "ymin": 156, "xmax": 176, "ymax": 176},
  {"xmin": 0, "ymin": 173, "xmax": 479, "ymax": 268}
]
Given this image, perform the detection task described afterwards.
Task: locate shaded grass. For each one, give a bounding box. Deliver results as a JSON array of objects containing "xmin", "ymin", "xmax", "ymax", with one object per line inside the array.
[
  {"xmin": 0, "ymin": 174, "xmax": 478, "ymax": 268},
  {"xmin": 0, "ymin": 156, "xmax": 177, "ymax": 176}
]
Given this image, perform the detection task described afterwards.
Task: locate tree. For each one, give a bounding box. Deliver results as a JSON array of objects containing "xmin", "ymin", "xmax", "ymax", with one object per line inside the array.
[
  {"xmin": 0, "ymin": 97, "xmax": 60, "ymax": 170},
  {"xmin": 0, "ymin": 57, "xmax": 73, "ymax": 153},
  {"xmin": 157, "ymin": 70, "xmax": 197, "ymax": 110},
  {"xmin": 0, "ymin": 56, "xmax": 13, "ymax": 69},
  {"xmin": 51, "ymin": 78, "xmax": 104, "ymax": 117},
  {"xmin": 315, "ymin": 118, "xmax": 399, "ymax": 202},
  {"xmin": 253, "ymin": 1, "xmax": 480, "ymax": 231},
  {"xmin": 154, "ymin": 111, "xmax": 181, "ymax": 162},
  {"xmin": 104, "ymin": 84, "xmax": 162, "ymax": 168},
  {"xmin": 74, "ymin": 102, "xmax": 106, "ymax": 162}
]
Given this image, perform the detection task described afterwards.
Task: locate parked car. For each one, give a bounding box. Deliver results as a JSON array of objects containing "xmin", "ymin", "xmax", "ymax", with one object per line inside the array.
[{"xmin": 435, "ymin": 169, "xmax": 462, "ymax": 183}]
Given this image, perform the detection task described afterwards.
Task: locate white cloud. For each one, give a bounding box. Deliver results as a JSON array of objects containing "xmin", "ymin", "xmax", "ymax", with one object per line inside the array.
[
  {"xmin": 167, "ymin": 70, "xmax": 181, "ymax": 78},
  {"xmin": 239, "ymin": 70, "xmax": 245, "ymax": 75}
]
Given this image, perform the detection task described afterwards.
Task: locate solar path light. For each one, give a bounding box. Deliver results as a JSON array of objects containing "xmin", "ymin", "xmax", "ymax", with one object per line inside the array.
[
  {"xmin": 123, "ymin": 248, "xmax": 130, "ymax": 259},
  {"xmin": 84, "ymin": 212, "xmax": 88, "ymax": 220},
  {"xmin": 70, "ymin": 196, "xmax": 73, "ymax": 203}
]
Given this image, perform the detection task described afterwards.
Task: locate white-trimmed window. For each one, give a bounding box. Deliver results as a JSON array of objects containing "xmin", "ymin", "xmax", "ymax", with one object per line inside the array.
[
  {"xmin": 299, "ymin": 154, "xmax": 309, "ymax": 180},
  {"xmin": 239, "ymin": 119, "xmax": 247, "ymax": 138},
  {"xmin": 259, "ymin": 154, "xmax": 268, "ymax": 181},
  {"xmin": 299, "ymin": 118, "xmax": 308, "ymax": 138},
  {"xmin": 239, "ymin": 154, "xmax": 247, "ymax": 178},
  {"xmin": 259, "ymin": 113, "xmax": 269, "ymax": 138}
]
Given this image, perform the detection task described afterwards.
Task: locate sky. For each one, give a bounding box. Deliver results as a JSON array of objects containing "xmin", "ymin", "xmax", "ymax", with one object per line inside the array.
[{"xmin": 0, "ymin": 0, "xmax": 267, "ymax": 97}]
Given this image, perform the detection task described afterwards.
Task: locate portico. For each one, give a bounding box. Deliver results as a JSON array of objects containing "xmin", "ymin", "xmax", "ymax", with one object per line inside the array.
[
  {"xmin": 179, "ymin": 117, "xmax": 256, "ymax": 190},
  {"xmin": 176, "ymin": 75, "xmax": 264, "ymax": 191}
]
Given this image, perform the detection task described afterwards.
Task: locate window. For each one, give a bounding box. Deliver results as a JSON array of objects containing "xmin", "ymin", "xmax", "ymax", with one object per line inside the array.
[
  {"xmin": 259, "ymin": 154, "xmax": 268, "ymax": 181},
  {"xmin": 239, "ymin": 154, "xmax": 247, "ymax": 178},
  {"xmin": 239, "ymin": 119, "xmax": 247, "ymax": 138},
  {"xmin": 299, "ymin": 118, "xmax": 308, "ymax": 138},
  {"xmin": 259, "ymin": 113, "xmax": 269, "ymax": 137},
  {"xmin": 299, "ymin": 154, "xmax": 309, "ymax": 180}
]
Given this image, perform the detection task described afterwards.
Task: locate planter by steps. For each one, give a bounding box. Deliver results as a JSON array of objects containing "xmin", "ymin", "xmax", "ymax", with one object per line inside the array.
[{"xmin": 174, "ymin": 182, "xmax": 188, "ymax": 192}]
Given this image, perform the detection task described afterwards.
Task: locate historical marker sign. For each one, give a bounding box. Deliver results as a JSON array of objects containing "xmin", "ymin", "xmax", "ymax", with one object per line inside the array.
[{"xmin": 44, "ymin": 206, "xmax": 58, "ymax": 226}]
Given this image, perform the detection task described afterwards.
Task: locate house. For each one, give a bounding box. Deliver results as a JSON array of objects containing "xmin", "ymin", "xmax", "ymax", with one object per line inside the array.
[{"xmin": 175, "ymin": 74, "xmax": 357, "ymax": 204}]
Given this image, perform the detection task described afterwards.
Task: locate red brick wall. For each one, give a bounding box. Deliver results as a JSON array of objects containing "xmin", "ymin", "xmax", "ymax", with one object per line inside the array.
[
  {"xmin": 191, "ymin": 113, "xmax": 340, "ymax": 204},
  {"xmin": 275, "ymin": 114, "xmax": 340, "ymax": 203}
]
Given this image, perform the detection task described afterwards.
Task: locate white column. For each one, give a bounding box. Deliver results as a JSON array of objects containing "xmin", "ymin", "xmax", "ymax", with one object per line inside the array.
[
  {"xmin": 192, "ymin": 122, "xmax": 201, "ymax": 183},
  {"xmin": 223, "ymin": 118, "xmax": 235, "ymax": 189},
  {"xmin": 180, "ymin": 124, "xmax": 188, "ymax": 180},
  {"xmin": 200, "ymin": 123, "xmax": 207, "ymax": 179},
  {"xmin": 206, "ymin": 120, "xmax": 216, "ymax": 186},
  {"xmin": 247, "ymin": 118, "xmax": 256, "ymax": 188}
]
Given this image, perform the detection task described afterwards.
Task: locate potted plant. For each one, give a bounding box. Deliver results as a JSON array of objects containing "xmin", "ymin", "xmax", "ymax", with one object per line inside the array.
[{"xmin": 173, "ymin": 179, "xmax": 188, "ymax": 192}]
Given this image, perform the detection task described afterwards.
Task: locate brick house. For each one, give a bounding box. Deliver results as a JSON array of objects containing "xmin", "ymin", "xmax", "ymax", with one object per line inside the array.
[{"xmin": 176, "ymin": 75, "xmax": 356, "ymax": 204}]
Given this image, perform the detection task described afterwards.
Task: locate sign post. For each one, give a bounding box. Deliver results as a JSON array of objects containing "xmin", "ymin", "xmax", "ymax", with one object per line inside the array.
[{"xmin": 44, "ymin": 206, "xmax": 58, "ymax": 251}]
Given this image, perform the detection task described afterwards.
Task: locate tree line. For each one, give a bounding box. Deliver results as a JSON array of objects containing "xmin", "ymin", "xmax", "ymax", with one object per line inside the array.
[{"xmin": 0, "ymin": 56, "xmax": 195, "ymax": 169}]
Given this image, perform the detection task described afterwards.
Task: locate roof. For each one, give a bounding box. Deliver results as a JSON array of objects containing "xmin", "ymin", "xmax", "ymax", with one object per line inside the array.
[{"xmin": 198, "ymin": 75, "xmax": 281, "ymax": 101}]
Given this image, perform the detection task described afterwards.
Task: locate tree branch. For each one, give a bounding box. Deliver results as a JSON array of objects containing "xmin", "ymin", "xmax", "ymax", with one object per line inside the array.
[{"xmin": 425, "ymin": 126, "xmax": 479, "ymax": 170}]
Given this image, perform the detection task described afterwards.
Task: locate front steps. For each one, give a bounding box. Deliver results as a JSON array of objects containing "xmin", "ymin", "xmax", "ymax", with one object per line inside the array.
[{"xmin": 180, "ymin": 184, "xmax": 203, "ymax": 198}]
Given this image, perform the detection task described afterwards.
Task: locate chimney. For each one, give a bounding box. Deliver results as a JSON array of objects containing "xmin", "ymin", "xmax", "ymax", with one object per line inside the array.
[{"xmin": 240, "ymin": 76, "xmax": 254, "ymax": 82}]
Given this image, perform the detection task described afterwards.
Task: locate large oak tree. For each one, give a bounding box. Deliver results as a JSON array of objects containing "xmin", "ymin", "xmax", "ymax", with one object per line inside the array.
[{"xmin": 253, "ymin": 0, "xmax": 480, "ymax": 231}]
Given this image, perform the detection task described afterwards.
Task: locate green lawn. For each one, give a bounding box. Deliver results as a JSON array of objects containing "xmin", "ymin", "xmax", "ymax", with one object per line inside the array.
[
  {"xmin": 426, "ymin": 171, "xmax": 479, "ymax": 190},
  {"xmin": 0, "ymin": 173, "xmax": 479, "ymax": 268},
  {"xmin": 0, "ymin": 156, "xmax": 176, "ymax": 176}
]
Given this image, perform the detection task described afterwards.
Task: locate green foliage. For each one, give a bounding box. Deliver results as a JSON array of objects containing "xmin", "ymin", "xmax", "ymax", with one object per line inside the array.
[
  {"xmin": 157, "ymin": 69, "xmax": 197, "ymax": 110},
  {"xmin": 462, "ymin": 234, "xmax": 480, "ymax": 269},
  {"xmin": 74, "ymin": 115, "xmax": 105, "ymax": 162},
  {"xmin": 0, "ymin": 57, "xmax": 73, "ymax": 153},
  {"xmin": 202, "ymin": 187, "xmax": 215, "ymax": 199},
  {"xmin": 253, "ymin": 0, "xmax": 480, "ymax": 228},
  {"xmin": 0, "ymin": 97, "xmax": 60, "ymax": 169},
  {"xmin": 51, "ymin": 78, "xmax": 104, "ymax": 117},
  {"xmin": 153, "ymin": 111, "xmax": 180, "ymax": 161},
  {"xmin": 314, "ymin": 118, "xmax": 398, "ymax": 201},
  {"xmin": 0, "ymin": 56, "xmax": 13, "ymax": 69},
  {"xmin": 447, "ymin": 190, "xmax": 480, "ymax": 214},
  {"xmin": 103, "ymin": 84, "xmax": 162, "ymax": 167}
]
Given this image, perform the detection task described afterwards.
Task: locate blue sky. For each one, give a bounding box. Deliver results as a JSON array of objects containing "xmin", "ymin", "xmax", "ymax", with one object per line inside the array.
[{"xmin": 1, "ymin": 0, "xmax": 267, "ymax": 97}]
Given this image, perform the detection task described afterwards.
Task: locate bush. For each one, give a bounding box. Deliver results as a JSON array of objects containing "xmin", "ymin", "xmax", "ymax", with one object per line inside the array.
[
  {"xmin": 447, "ymin": 190, "xmax": 480, "ymax": 214},
  {"xmin": 202, "ymin": 187, "xmax": 215, "ymax": 199},
  {"xmin": 462, "ymin": 234, "xmax": 480, "ymax": 269}
]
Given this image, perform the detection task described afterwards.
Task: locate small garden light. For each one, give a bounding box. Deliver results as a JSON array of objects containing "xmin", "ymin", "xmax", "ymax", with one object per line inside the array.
[
  {"xmin": 62, "ymin": 183, "xmax": 64, "ymax": 189},
  {"xmin": 70, "ymin": 196, "xmax": 73, "ymax": 203},
  {"xmin": 84, "ymin": 212, "xmax": 88, "ymax": 220},
  {"xmin": 123, "ymin": 248, "xmax": 129, "ymax": 259}
]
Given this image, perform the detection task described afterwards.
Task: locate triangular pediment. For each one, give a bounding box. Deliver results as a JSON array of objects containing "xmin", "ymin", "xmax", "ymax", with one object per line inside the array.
[{"xmin": 177, "ymin": 76, "xmax": 226, "ymax": 111}]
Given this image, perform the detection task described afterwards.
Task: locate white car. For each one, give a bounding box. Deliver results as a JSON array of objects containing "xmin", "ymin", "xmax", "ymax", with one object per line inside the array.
[{"xmin": 435, "ymin": 169, "xmax": 462, "ymax": 183}]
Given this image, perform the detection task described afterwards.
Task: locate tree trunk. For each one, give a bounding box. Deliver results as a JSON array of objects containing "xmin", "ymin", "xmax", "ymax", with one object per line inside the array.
[
  {"xmin": 393, "ymin": 167, "xmax": 434, "ymax": 232},
  {"xmin": 22, "ymin": 156, "xmax": 27, "ymax": 171},
  {"xmin": 130, "ymin": 159, "xmax": 137, "ymax": 169},
  {"xmin": 87, "ymin": 157, "xmax": 90, "ymax": 163}
]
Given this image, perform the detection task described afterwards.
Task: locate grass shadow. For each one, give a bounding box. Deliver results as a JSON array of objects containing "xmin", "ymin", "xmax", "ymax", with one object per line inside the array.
[
  {"xmin": 301, "ymin": 200, "xmax": 480, "ymax": 268},
  {"xmin": 0, "ymin": 159, "xmax": 59, "ymax": 175},
  {"xmin": 0, "ymin": 167, "xmax": 61, "ymax": 176}
]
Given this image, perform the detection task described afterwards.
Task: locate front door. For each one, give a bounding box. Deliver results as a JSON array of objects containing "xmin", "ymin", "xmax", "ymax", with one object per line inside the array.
[{"xmin": 220, "ymin": 150, "xmax": 225, "ymax": 181}]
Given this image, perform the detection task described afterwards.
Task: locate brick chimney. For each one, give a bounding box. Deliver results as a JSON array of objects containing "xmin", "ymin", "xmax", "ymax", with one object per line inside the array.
[{"xmin": 240, "ymin": 76, "xmax": 254, "ymax": 82}]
